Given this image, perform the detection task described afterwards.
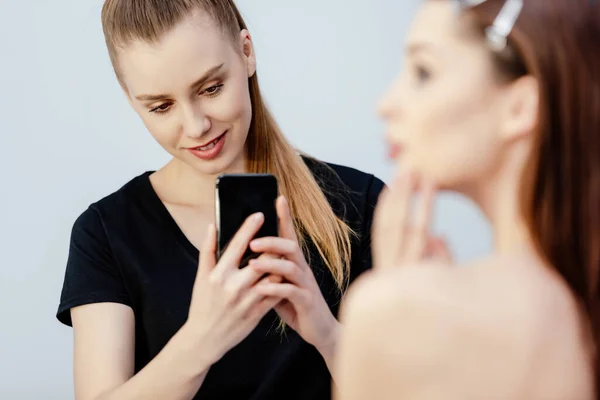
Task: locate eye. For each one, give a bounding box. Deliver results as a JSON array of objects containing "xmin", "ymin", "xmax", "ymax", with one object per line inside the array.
[
  {"xmin": 149, "ymin": 102, "xmax": 173, "ymax": 114},
  {"xmin": 415, "ymin": 65, "xmax": 431, "ymax": 83},
  {"xmin": 202, "ymin": 83, "xmax": 224, "ymax": 97}
]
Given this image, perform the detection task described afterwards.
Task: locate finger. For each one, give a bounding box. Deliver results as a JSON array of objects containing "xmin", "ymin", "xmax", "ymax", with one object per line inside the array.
[
  {"xmin": 217, "ymin": 212, "xmax": 264, "ymax": 272},
  {"xmin": 372, "ymin": 187, "xmax": 393, "ymax": 268},
  {"xmin": 264, "ymin": 274, "xmax": 284, "ymax": 284},
  {"xmin": 395, "ymin": 170, "xmax": 416, "ymax": 255},
  {"xmin": 427, "ymin": 236, "xmax": 453, "ymax": 264},
  {"xmin": 247, "ymin": 296, "xmax": 282, "ymax": 322},
  {"xmin": 252, "ymin": 253, "xmax": 284, "ymax": 283},
  {"xmin": 237, "ymin": 275, "xmax": 281, "ymax": 319},
  {"xmin": 226, "ymin": 259, "xmax": 278, "ymax": 294},
  {"xmin": 255, "ymin": 282, "xmax": 307, "ymax": 309},
  {"xmin": 249, "ymin": 237, "xmax": 307, "ymax": 271},
  {"xmin": 276, "ymin": 196, "xmax": 298, "ymax": 241},
  {"xmin": 248, "ymin": 258, "xmax": 303, "ymax": 286},
  {"xmin": 372, "ymin": 171, "xmax": 414, "ymax": 269},
  {"xmin": 405, "ymin": 180, "xmax": 436, "ymax": 262},
  {"xmin": 257, "ymin": 252, "xmax": 280, "ymax": 260},
  {"xmin": 273, "ymin": 299, "xmax": 295, "ymax": 322},
  {"xmin": 249, "ymin": 237, "xmax": 297, "ymax": 257},
  {"xmin": 198, "ymin": 223, "xmax": 217, "ymax": 274}
]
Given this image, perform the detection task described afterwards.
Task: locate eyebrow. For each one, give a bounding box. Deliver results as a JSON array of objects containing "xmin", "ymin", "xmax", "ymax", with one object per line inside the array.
[
  {"xmin": 134, "ymin": 63, "xmax": 225, "ymax": 102},
  {"xmin": 406, "ymin": 42, "xmax": 436, "ymax": 56}
]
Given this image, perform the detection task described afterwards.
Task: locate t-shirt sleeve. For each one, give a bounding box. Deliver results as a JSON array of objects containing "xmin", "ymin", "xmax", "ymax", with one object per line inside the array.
[
  {"xmin": 349, "ymin": 175, "xmax": 386, "ymax": 282},
  {"xmin": 56, "ymin": 206, "xmax": 132, "ymax": 327}
]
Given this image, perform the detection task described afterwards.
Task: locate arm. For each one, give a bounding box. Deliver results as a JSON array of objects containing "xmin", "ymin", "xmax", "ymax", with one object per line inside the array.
[
  {"xmin": 71, "ymin": 304, "xmax": 213, "ymax": 400},
  {"xmin": 314, "ymin": 321, "xmax": 341, "ymax": 383},
  {"xmin": 61, "ymin": 210, "xmax": 280, "ymax": 400}
]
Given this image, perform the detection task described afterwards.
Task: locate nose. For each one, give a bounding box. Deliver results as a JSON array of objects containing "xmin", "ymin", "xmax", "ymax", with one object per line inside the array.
[
  {"xmin": 377, "ymin": 75, "xmax": 402, "ymax": 120},
  {"xmin": 182, "ymin": 104, "xmax": 211, "ymax": 139}
]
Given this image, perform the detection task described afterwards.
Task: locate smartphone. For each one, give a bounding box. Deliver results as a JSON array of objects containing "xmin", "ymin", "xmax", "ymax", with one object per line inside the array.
[{"xmin": 215, "ymin": 173, "xmax": 279, "ymax": 267}]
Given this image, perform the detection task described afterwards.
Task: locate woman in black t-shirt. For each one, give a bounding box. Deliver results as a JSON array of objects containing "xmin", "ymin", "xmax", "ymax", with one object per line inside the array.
[{"xmin": 56, "ymin": 1, "xmax": 383, "ymax": 399}]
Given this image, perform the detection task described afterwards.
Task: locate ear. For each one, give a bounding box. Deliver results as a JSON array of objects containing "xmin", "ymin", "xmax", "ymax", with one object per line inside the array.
[
  {"xmin": 239, "ymin": 29, "xmax": 256, "ymax": 78},
  {"xmin": 500, "ymin": 75, "xmax": 539, "ymax": 141}
]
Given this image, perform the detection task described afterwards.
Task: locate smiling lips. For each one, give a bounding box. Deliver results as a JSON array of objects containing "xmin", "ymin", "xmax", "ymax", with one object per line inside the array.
[{"xmin": 187, "ymin": 131, "xmax": 227, "ymax": 160}]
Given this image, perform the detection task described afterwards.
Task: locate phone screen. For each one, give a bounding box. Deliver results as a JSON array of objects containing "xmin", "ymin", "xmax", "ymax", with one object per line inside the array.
[{"xmin": 215, "ymin": 174, "xmax": 279, "ymax": 266}]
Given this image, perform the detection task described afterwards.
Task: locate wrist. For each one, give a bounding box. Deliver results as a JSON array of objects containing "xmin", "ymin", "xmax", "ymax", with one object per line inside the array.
[
  {"xmin": 315, "ymin": 319, "xmax": 341, "ymax": 359},
  {"xmin": 177, "ymin": 321, "xmax": 221, "ymax": 369}
]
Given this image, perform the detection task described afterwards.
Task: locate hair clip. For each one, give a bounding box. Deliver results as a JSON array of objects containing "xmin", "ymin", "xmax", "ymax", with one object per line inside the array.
[
  {"xmin": 454, "ymin": 0, "xmax": 523, "ymax": 51},
  {"xmin": 456, "ymin": 0, "xmax": 488, "ymax": 9}
]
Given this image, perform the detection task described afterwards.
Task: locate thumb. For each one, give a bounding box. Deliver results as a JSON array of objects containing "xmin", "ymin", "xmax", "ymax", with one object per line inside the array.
[
  {"xmin": 276, "ymin": 196, "xmax": 297, "ymax": 241},
  {"xmin": 199, "ymin": 223, "xmax": 217, "ymax": 274}
]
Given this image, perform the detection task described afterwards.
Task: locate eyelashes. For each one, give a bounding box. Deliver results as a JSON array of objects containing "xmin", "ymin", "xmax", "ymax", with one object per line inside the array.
[
  {"xmin": 148, "ymin": 83, "xmax": 225, "ymax": 114},
  {"xmin": 150, "ymin": 102, "xmax": 173, "ymax": 114},
  {"xmin": 203, "ymin": 83, "xmax": 224, "ymax": 97},
  {"xmin": 415, "ymin": 65, "xmax": 431, "ymax": 83}
]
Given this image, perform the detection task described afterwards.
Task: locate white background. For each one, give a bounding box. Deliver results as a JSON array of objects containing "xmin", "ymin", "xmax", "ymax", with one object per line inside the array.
[{"xmin": 0, "ymin": 0, "xmax": 491, "ymax": 398}]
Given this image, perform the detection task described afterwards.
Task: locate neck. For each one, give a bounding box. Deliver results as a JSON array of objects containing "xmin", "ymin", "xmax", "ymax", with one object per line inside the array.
[
  {"xmin": 156, "ymin": 155, "xmax": 246, "ymax": 207},
  {"xmin": 468, "ymin": 169, "xmax": 531, "ymax": 255}
]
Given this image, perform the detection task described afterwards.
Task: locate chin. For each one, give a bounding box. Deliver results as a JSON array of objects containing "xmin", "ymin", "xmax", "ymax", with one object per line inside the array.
[
  {"xmin": 399, "ymin": 158, "xmax": 477, "ymax": 194},
  {"xmin": 434, "ymin": 176, "xmax": 478, "ymax": 195}
]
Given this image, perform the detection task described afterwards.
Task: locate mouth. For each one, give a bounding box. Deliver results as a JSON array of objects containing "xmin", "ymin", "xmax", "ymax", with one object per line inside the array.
[
  {"xmin": 387, "ymin": 142, "xmax": 403, "ymax": 159},
  {"xmin": 186, "ymin": 130, "xmax": 228, "ymax": 161},
  {"xmin": 191, "ymin": 132, "xmax": 227, "ymax": 151}
]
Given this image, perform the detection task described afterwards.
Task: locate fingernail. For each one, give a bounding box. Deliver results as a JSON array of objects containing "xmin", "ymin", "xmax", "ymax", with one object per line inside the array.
[{"xmin": 254, "ymin": 212, "xmax": 264, "ymax": 221}]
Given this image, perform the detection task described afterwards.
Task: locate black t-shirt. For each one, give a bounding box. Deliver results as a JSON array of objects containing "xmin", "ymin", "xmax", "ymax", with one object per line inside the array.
[{"xmin": 56, "ymin": 157, "xmax": 385, "ymax": 400}]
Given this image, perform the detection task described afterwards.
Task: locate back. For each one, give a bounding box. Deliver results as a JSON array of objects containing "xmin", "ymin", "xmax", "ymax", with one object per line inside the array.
[
  {"xmin": 460, "ymin": 253, "xmax": 594, "ymax": 399},
  {"xmin": 336, "ymin": 252, "xmax": 595, "ymax": 400}
]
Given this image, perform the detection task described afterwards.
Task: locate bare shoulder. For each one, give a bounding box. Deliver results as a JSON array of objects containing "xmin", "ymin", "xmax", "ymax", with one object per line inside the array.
[
  {"xmin": 336, "ymin": 257, "xmax": 589, "ymax": 400},
  {"xmin": 342, "ymin": 255, "xmax": 578, "ymax": 347},
  {"xmin": 337, "ymin": 263, "xmax": 479, "ymax": 399}
]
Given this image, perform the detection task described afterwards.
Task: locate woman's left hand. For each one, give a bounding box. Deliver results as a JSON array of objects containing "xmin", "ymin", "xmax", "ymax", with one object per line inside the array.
[
  {"xmin": 372, "ymin": 170, "xmax": 453, "ymax": 270},
  {"xmin": 248, "ymin": 196, "xmax": 340, "ymax": 355}
]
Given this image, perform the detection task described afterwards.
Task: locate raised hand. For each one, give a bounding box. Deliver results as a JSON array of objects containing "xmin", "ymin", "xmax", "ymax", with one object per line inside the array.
[
  {"xmin": 185, "ymin": 213, "xmax": 283, "ymax": 364},
  {"xmin": 247, "ymin": 196, "xmax": 339, "ymax": 354},
  {"xmin": 372, "ymin": 171, "xmax": 452, "ymax": 270}
]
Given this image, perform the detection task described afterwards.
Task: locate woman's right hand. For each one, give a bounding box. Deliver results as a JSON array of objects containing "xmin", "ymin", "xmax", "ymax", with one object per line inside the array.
[{"xmin": 183, "ymin": 212, "xmax": 282, "ymax": 364}]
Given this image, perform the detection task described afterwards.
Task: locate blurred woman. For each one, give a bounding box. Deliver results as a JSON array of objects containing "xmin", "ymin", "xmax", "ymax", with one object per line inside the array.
[{"xmin": 336, "ymin": 0, "xmax": 600, "ymax": 398}]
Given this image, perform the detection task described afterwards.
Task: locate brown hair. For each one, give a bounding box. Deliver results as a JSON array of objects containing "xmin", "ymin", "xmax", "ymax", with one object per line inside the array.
[
  {"xmin": 100, "ymin": 0, "xmax": 355, "ymax": 293},
  {"xmin": 467, "ymin": 0, "xmax": 600, "ymax": 394}
]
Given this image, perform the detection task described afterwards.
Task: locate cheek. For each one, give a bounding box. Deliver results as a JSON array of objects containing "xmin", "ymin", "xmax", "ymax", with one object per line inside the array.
[
  {"xmin": 134, "ymin": 109, "xmax": 175, "ymax": 145},
  {"xmin": 209, "ymin": 76, "xmax": 252, "ymax": 127},
  {"xmin": 400, "ymin": 84, "xmax": 502, "ymax": 186}
]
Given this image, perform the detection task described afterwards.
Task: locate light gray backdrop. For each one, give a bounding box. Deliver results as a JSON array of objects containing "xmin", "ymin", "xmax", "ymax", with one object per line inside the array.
[{"xmin": 0, "ymin": 0, "xmax": 491, "ymax": 398}]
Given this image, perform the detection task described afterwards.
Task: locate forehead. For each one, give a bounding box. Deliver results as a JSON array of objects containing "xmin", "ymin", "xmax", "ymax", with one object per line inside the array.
[
  {"xmin": 117, "ymin": 11, "xmax": 234, "ymax": 94},
  {"xmin": 406, "ymin": 1, "xmax": 480, "ymax": 54}
]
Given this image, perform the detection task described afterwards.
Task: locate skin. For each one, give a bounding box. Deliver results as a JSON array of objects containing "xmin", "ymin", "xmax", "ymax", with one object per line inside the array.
[
  {"xmin": 71, "ymin": 10, "xmax": 340, "ymax": 400},
  {"xmin": 335, "ymin": 2, "xmax": 594, "ymax": 399}
]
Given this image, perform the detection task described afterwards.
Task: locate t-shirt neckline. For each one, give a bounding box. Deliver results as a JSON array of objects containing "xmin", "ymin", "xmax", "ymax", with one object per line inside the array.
[{"xmin": 137, "ymin": 171, "xmax": 201, "ymax": 260}]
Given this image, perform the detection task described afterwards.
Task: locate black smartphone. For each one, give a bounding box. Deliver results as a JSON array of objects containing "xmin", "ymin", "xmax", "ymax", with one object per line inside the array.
[{"xmin": 215, "ymin": 173, "xmax": 279, "ymax": 267}]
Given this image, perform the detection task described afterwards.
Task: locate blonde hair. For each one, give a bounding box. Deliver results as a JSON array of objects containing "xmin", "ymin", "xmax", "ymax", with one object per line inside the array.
[{"xmin": 101, "ymin": 0, "xmax": 355, "ymax": 293}]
